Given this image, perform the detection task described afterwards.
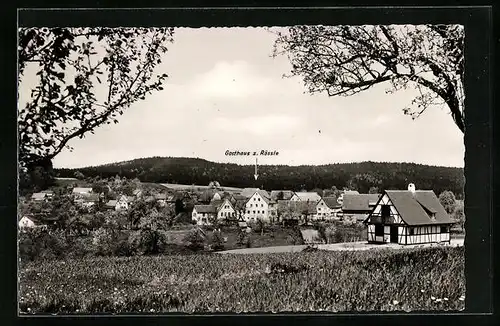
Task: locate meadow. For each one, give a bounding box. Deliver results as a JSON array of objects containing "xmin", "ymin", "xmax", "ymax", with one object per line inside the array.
[{"xmin": 19, "ymin": 246, "xmax": 465, "ymax": 314}]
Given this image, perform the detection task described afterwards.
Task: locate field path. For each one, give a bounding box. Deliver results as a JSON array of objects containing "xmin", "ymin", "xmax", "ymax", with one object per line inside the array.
[{"xmin": 217, "ymin": 238, "xmax": 464, "ymax": 254}]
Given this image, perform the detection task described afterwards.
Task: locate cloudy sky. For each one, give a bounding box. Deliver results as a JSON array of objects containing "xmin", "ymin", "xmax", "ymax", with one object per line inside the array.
[{"xmin": 20, "ymin": 27, "xmax": 464, "ymax": 169}]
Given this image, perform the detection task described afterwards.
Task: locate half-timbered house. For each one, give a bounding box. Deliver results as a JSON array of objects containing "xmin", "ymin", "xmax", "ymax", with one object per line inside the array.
[{"xmin": 364, "ymin": 184, "xmax": 455, "ymax": 245}]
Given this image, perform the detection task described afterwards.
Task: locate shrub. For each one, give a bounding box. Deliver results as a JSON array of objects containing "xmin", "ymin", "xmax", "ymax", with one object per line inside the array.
[
  {"xmin": 19, "ymin": 228, "xmax": 68, "ymax": 262},
  {"xmin": 183, "ymin": 229, "xmax": 205, "ymax": 251},
  {"xmin": 210, "ymin": 230, "xmax": 225, "ymax": 251}
]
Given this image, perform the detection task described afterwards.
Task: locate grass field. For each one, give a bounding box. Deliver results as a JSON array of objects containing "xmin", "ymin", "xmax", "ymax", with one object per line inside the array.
[{"xmin": 19, "ymin": 246, "xmax": 465, "ymax": 314}]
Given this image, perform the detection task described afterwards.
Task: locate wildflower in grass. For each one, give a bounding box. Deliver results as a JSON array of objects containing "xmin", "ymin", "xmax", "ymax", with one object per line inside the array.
[
  {"xmin": 392, "ymin": 300, "xmax": 399, "ymax": 305},
  {"xmin": 431, "ymin": 296, "xmax": 436, "ymax": 300},
  {"xmin": 444, "ymin": 298, "xmax": 449, "ymax": 301},
  {"xmin": 435, "ymin": 299, "xmax": 442, "ymax": 303},
  {"xmin": 459, "ymin": 295, "xmax": 465, "ymax": 301}
]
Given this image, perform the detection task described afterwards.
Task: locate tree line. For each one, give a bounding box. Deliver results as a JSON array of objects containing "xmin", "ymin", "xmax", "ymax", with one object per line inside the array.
[{"xmin": 55, "ymin": 156, "xmax": 465, "ymax": 199}]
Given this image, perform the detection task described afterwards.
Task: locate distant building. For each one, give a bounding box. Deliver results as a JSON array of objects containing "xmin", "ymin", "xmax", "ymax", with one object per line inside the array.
[
  {"xmin": 240, "ymin": 188, "xmax": 260, "ymax": 198},
  {"xmin": 314, "ymin": 196, "xmax": 341, "ymax": 220},
  {"xmin": 341, "ymin": 193, "xmax": 381, "ymax": 223},
  {"xmin": 19, "ymin": 215, "xmax": 38, "ymax": 229},
  {"xmin": 270, "ymin": 190, "xmax": 297, "ymax": 201},
  {"xmin": 216, "ymin": 198, "xmax": 237, "ymax": 221},
  {"xmin": 31, "ymin": 192, "xmax": 50, "ymax": 202},
  {"xmin": 291, "ymin": 192, "xmax": 322, "ymax": 203},
  {"xmin": 192, "ymin": 205, "xmax": 217, "ymax": 225},
  {"xmin": 105, "ymin": 195, "xmax": 131, "ymax": 211},
  {"xmin": 244, "ymin": 190, "xmax": 272, "ymax": 223},
  {"xmin": 364, "ymin": 184, "xmax": 455, "ymax": 245},
  {"xmin": 72, "ymin": 187, "xmax": 93, "ymax": 195}
]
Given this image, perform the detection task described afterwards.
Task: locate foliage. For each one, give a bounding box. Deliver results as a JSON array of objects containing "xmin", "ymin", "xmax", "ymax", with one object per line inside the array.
[
  {"xmin": 183, "ymin": 229, "xmax": 206, "ymax": 251},
  {"xmin": 453, "ymin": 201, "xmax": 465, "ymax": 231},
  {"xmin": 210, "ymin": 230, "xmax": 225, "ymax": 251},
  {"xmin": 272, "ymin": 25, "xmax": 465, "ymax": 133},
  {"xmin": 18, "ymin": 27, "xmax": 174, "ymax": 168},
  {"xmin": 19, "ymin": 246, "xmax": 465, "ymax": 313},
  {"xmin": 55, "ymin": 157, "xmax": 465, "ymax": 199},
  {"xmin": 439, "ymin": 190, "xmax": 457, "ymax": 214}
]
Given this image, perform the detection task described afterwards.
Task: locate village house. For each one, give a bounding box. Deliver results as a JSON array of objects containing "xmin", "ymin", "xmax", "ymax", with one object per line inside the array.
[
  {"xmin": 364, "ymin": 184, "xmax": 455, "ymax": 245},
  {"xmin": 31, "ymin": 192, "xmax": 51, "ymax": 202},
  {"xmin": 105, "ymin": 194, "xmax": 132, "ymax": 211},
  {"xmin": 72, "ymin": 187, "xmax": 93, "ymax": 196},
  {"xmin": 342, "ymin": 193, "xmax": 381, "ymax": 223},
  {"xmin": 19, "ymin": 215, "xmax": 39, "ymax": 229},
  {"xmin": 216, "ymin": 198, "xmax": 237, "ymax": 221},
  {"xmin": 192, "ymin": 205, "xmax": 217, "ymax": 225},
  {"xmin": 270, "ymin": 190, "xmax": 297, "ymax": 201},
  {"xmin": 314, "ymin": 196, "xmax": 341, "ymax": 220},
  {"xmin": 244, "ymin": 189, "xmax": 272, "ymax": 223},
  {"xmin": 336, "ymin": 190, "xmax": 360, "ymax": 206},
  {"xmin": 154, "ymin": 193, "xmax": 167, "ymax": 207},
  {"xmin": 78, "ymin": 193, "xmax": 100, "ymax": 209},
  {"xmin": 291, "ymin": 192, "xmax": 322, "ymax": 203}
]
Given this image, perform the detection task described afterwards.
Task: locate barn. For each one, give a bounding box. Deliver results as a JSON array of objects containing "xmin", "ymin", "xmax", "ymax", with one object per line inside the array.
[{"xmin": 364, "ymin": 184, "xmax": 456, "ymax": 245}]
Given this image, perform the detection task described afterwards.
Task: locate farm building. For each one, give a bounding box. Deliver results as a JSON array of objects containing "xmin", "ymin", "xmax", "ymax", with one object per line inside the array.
[
  {"xmin": 290, "ymin": 192, "xmax": 322, "ymax": 202},
  {"xmin": 364, "ymin": 184, "xmax": 455, "ymax": 245},
  {"xmin": 31, "ymin": 192, "xmax": 50, "ymax": 202},
  {"xmin": 19, "ymin": 215, "xmax": 38, "ymax": 229},
  {"xmin": 341, "ymin": 193, "xmax": 381, "ymax": 223},
  {"xmin": 72, "ymin": 187, "xmax": 93, "ymax": 195},
  {"xmin": 314, "ymin": 196, "xmax": 341, "ymax": 220},
  {"xmin": 192, "ymin": 205, "xmax": 217, "ymax": 225}
]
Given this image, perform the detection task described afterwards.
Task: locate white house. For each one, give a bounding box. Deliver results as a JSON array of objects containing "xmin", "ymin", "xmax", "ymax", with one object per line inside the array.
[
  {"xmin": 72, "ymin": 187, "xmax": 93, "ymax": 195},
  {"xmin": 216, "ymin": 198, "xmax": 236, "ymax": 221},
  {"xmin": 212, "ymin": 192, "xmax": 222, "ymax": 201},
  {"xmin": 192, "ymin": 205, "xmax": 217, "ymax": 225},
  {"xmin": 314, "ymin": 196, "xmax": 341, "ymax": 220},
  {"xmin": 31, "ymin": 192, "xmax": 50, "ymax": 202},
  {"xmin": 364, "ymin": 184, "xmax": 455, "ymax": 245},
  {"xmin": 244, "ymin": 189, "xmax": 272, "ymax": 223},
  {"xmin": 19, "ymin": 215, "xmax": 37, "ymax": 229},
  {"xmin": 116, "ymin": 195, "xmax": 130, "ymax": 211}
]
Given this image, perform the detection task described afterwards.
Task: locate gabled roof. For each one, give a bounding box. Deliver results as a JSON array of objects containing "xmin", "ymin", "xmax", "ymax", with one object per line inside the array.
[
  {"xmin": 270, "ymin": 190, "xmax": 296, "ymax": 201},
  {"xmin": 240, "ymin": 188, "xmax": 260, "ymax": 198},
  {"xmin": 322, "ymin": 196, "xmax": 341, "ymax": 209},
  {"xmin": 72, "ymin": 187, "xmax": 92, "ymax": 194},
  {"xmin": 384, "ymin": 190, "xmax": 455, "ymax": 226},
  {"xmin": 342, "ymin": 194, "xmax": 381, "ymax": 211},
  {"xmin": 31, "ymin": 193, "xmax": 47, "ymax": 200},
  {"xmin": 194, "ymin": 205, "xmax": 217, "ymax": 214},
  {"xmin": 210, "ymin": 199, "xmax": 223, "ymax": 208},
  {"xmin": 294, "ymin": 192, "xmax": 322, "ymax": 203},
  {"xmin": 234, "ymin": 199, "xmax": 247, "ymax": 210},
  {"xmin": 250, "ymin": 189, "xmax": 271, "ymax": 204},
  {"xmin": 233, "ymin": 194, "xmax": 247, "ymax": 201},
  {"xmin": 216, "ymin": 198, "xmax": 235, "ymax": 211}
]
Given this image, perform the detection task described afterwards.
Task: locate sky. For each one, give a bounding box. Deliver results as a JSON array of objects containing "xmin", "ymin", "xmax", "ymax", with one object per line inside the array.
[{"xmin": 19, "ymin": 27, "xmax": 465, "ymax": 169}]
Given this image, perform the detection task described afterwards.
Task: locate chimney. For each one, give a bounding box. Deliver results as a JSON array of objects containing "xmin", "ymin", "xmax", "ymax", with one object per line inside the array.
[{"xmin": 408, "ymin": 183, "xmax": 416, "ymax": 193}]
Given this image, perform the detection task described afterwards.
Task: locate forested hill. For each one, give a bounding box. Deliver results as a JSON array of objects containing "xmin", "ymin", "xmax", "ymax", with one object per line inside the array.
[{"xmin": 55, "ymin": 157, "xmax": 465, "ymax": 198}]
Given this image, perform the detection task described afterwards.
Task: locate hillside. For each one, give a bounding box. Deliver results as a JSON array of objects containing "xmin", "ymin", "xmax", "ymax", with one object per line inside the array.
[{"xmin": 55, "ymin": 157, "xmax": 465, "ymax": 198}]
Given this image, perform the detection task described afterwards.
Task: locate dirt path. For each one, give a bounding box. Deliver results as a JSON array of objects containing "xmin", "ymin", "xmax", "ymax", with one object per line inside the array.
[{"xmin": 216, "ymin": 238, "xmax": 464, "ymax": 255}]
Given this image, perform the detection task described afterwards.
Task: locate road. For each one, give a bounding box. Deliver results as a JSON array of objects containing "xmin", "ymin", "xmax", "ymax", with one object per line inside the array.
[{"xmin": 216, "ymin": 238, "xmax": 464, "ymax": 255}]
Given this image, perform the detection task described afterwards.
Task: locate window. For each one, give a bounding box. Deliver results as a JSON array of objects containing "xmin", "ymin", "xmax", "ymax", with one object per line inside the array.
[
  {"xmin": 254, "ymin": 198, "xmax": 256, "ymax": 201},
  {"xmin": 375, "ymin": 224, "xmax": 383, "ymax": 236},
  {"xmin": 261, "ymin": 204, "xmax": 263, "ymax": 207},
  {"xmin": 381, "ymin": 205, "xmax": 391, "ymax": 218},
  {"xmin": 253, "ymin": 210, "xmax": 255, "ymax": 214},
  {"xmin": 409, "ymin": 227, "xmax": 414, "ymax": 235},
  {"xmin": 258, "ymin": 198, "xmax": 260, "ymax": 201},
  {"xmin": 250, "ymin": 204, "xmax": 252, "ymax": 207},
  {"xmin": 440, "ymin": 226, "xmax": 448, "ymax": 233},
  {"xmin": 247, "ymin": 210, "xmax": 250, "ymax": 214}
]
